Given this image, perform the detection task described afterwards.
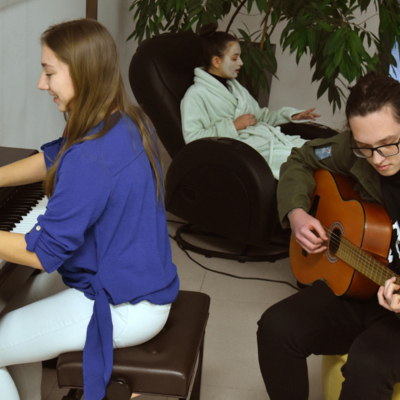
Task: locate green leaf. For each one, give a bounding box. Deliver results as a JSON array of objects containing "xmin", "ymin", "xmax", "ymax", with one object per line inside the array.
[
  {"xmin": 281, "ymin": 31, "xmax": 299, "ymax": 51},
  {"xmin": 187, "ymin": 0, "xmax": 201, "ymax": 12},
  {"xmin": 348, "ymin": 44, "xmax": 361, "ymax": 67},
  {"xmin": 379, "ymin": 5, "xmax": 389, "ymax": 33},
  {"xmin": 316, "ymin": 19, "xmax": 334, "ymax": 32},
  {"xmin": 206, "ymin": 0, "xmax": 224, "ymax": 17},
  {"xmin": 133, "ymin": 6, "xmax": 141, "ymax": 21},
  {"xmin": 126, "ymin": 31, "xmax": 135, "ymax": 41},
  {"xmin": 325, "ymin": 59, "xmax": 337, "ymax": 80},
  {"xmin": 341, "ymin": 51, "xmax": 356, "ymax": 82},
  {"xmin": 338, "ymin": 57, "xmax": 350, "ymax": 81},
  {"xmin": 349, "ymin": 30, "xmax": 368, "ymax": 56},
  {"xmin": 318, "ymin": 0, "xmax": 331, "ymax": 11},
  {"xmin": 176, "ymin": 0, "xmax": 186, "ymax": 12},
  {"xmin": 184, "ymin": 15, "xmax": 200, "ymax": 30},
  {"xmin": 307, "ymin": 29, "xmax": 318, "ymax": 54},
  {"xmin": 294, "ymin": 33, "xmax": 308, "ymax": 64},
  {"xmin": 188, "ymin": 6, "xmax": 203, "ymax": 18},
  {"xmin": 323, "ymin": 27, "xmax": 346, "ymax": 56},
  {"xmin": 148, "ymin": 18, "xmax": 155, "ymax": 34},
  {"xmin": 359, "ymin": 0, "xmax": 371, "ymax": 13},
  {"xmin": 366, "ymin": 32, "xmax": 372, "ymax": 47},
  {"xmin": 238, "ymin": 28, "xmax": 252, "ymax": 42},
  {"xmin": 281, "ymin": 17, "xmax": 313, "ymax": 42},
  {"xmin": 310, "ymin": 55, "xmax": 317, "ymax": 69},
  {"xmin": 129, "ymin": 1, "xmax": 140, "ymax": 12},
  {"xmin": 332, "ymin": 43, "xmax": 345, "ymax": 69},
  {"xmin": 261, "ymin": 54, "xmax": 277, "ymax": 75},
  {"xmin": 166, "ymin": 0, "xmax": 175, "ymax": 14},
  {"xmin": 345, "ymin": 4, "xmax": 358, "ymax": 16},
  {"xmin": 152, "ymin": 20, "xmax": 160, "ymax": 35},
  {"xmin": 247, "ymin": 0, "xmax": 254, "ymax": 13},
  {"xmin": 249, "ymin": 49, "xmax": 264, "ymax": 70},
  {"xmin": 328, "ymin": 84, "xmax": 335, "ymax": 103},
  {"xmin": 317, "ymin": 78, "xmax": 329, "ymax": 99},
  {"xmin": 255, "ymin": 0, "xmax": 268, "ymax": 13},
  {"xmin": 271, "ymin": 10, "xmax": 279, "ymax": 26},
  {"xmin": 241, "ymin": 52, "xmax": 251, "ymax": 75}
]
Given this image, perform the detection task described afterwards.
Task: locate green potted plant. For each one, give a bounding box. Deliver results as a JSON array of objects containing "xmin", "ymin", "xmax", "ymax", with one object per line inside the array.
[{"xmin": 128, "ymin": 0, "xmax": 400, "ymax": 112}]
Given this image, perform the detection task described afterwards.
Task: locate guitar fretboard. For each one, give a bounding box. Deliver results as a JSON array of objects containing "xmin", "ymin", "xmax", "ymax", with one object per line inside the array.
[{"xmin": 336, "ymin": 235, "xmax": 400, "ymax": 287}]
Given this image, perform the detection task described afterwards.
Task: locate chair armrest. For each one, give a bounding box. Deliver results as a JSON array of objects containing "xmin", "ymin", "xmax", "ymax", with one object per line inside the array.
[
  {"xmin": 279, "ymin": 122, "xmax": 338, "ymax": 140},
  {"xmin": 165, "ymin": 137, "xmax": 279, "ymax": 247}
]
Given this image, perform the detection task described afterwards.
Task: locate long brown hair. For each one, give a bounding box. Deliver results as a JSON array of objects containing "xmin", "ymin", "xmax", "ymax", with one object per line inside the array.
[{"xmin": 41, "ymin": 19, "xmax": 163, "ymax": 200}]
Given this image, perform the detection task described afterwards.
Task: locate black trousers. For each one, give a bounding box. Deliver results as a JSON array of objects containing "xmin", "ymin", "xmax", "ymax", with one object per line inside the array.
[{"xmin": 257, "ymin": 280, "xmax": 400, "ymax": 400}]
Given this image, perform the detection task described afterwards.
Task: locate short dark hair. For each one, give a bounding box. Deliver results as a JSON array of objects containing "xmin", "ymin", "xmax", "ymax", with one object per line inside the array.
[
  {"xmin": 199, "ymin": 22, "xmax": 238, "ymax": 70},
  {"xmin": 346, "ymin": 71, "xmax": 400, "ymax": 124}
]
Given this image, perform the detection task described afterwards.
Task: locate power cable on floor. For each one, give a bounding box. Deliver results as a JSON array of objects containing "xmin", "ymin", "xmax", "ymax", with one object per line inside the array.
[{"xmin": 167, "ymin": 220, "xmax": 300, "ymax": 292}]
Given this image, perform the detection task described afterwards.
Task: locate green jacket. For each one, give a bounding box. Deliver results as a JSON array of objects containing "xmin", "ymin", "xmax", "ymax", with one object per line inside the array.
[{"xmin": 277, "ymin": 131, "xmax": 384, "ymax": 229}]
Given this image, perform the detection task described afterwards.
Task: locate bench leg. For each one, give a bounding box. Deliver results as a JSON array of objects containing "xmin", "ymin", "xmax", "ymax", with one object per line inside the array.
[
  {"xmin": 183, "ymin": 334, "xmax": 204, "ymax": 400},
  {"xmin": 105, "ymin": 380, "xmax": 131, "ymax": 400},
  {"xmin": 62, "ymin": 388, "xmax": 83, "ymax": 400}
]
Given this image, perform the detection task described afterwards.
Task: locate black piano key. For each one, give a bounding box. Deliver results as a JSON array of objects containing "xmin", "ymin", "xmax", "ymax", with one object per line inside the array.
[
  {"xmin": 0, "ymin": 223, "xmax": 16, "ymax": 230},
  {"xmin": 3, "ymin": 200, "xmax": 38, "ymax": 206},
  {"xmin": 0, "ymin": 217, "xmax": 22, "ymax": 224},
  {"xmin": 0, "ymin": 146, "xmax": 47, "ymax": 316}
]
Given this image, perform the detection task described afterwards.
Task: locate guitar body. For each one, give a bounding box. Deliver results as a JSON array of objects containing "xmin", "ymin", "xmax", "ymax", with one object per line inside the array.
[{"xmin": 290, "ymin": 169, "xmax": 392, "ymax": 299}]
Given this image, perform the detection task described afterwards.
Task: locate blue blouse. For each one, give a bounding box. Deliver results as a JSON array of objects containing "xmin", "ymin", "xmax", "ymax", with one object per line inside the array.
[{"xmin": 25, "ymin": 115, "xmax": 179, "ymax": 400}]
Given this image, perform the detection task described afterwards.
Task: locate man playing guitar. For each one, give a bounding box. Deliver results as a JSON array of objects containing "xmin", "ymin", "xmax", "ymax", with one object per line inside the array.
[{"xmin": 257, "ymin": 72, "xmax": 400, "ymax": 400}]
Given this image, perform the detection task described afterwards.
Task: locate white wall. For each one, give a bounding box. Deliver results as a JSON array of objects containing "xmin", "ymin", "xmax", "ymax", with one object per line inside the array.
[
  {"xmin": 97, "ymin": 0, "xmax": 138, "ymax": 104},
  {"xmin": 0, "ymin": 0, "xmax": 139, "ymax": 151},
  {"xmin": 0, "ymin": 0, "xmax": 84, "ymax": 149},
  {"xmin": 0, "ymin": 0, "xmax": 24, "ymax": 10}
]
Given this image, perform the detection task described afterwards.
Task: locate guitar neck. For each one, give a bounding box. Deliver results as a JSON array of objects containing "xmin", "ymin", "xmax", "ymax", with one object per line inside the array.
[{"xmin": 336, "ymin": 236, "xmax": 400, "ymax": 287}]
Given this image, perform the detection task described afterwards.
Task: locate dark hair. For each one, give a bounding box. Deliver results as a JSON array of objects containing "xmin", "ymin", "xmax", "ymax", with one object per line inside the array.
[
  {"xmin": 346, "ymin": 71, "xmax": 400, "ymax": 125},
  {"xmin": 199, "ymin": 22, "xmax": 238, "ymax": 70}
]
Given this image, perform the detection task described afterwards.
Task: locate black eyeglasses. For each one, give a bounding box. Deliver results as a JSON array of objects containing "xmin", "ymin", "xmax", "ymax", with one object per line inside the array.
[{"xmin": 349, "ymin": 139, "xmax": 400, "ymax": 158}]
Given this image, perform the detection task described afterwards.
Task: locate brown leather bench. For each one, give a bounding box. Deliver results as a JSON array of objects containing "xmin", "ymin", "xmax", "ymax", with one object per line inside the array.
[{"xmin": 58, "ymin": 290, "xmax": 210, "ymax": 400}]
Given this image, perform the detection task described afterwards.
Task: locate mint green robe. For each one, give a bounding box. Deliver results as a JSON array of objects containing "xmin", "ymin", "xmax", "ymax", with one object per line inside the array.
[{"xmin": 181, "ymin": 67, "xmax": 309, "ymax": 180}]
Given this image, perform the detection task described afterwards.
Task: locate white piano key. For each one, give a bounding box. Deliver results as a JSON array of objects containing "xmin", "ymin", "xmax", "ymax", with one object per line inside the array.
[
  {"xmin": 0, "ymin": 196, "xmax": 49, "ymax": 269},
  {"xmin": 11, "ymin": 197, "xmax": 48, "ymax": 234}
]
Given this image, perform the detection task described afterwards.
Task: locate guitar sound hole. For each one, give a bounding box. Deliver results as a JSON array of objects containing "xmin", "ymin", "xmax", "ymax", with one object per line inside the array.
[{"xmin": 328, "ymin": 228, "xmax": 341, "ymax": 256}]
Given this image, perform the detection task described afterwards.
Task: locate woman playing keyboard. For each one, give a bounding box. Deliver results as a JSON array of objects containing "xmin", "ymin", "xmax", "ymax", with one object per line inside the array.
[{"xmin": 0, "ymin": 19, "xmax": 179, "ymax": 400}]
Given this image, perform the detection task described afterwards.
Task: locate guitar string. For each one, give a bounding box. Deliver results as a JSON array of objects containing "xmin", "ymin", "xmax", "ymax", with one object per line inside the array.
[
  {"xmin": 320, "ymin": 225, "xmax": 391, "ymax": 279},
  {"xmin": 325, "ymin": 237, "xmax": 396, "ymax": 286},
  {"xmin": 317, "ymin": 224, "xmax": 400, "ymax": 284},
  {"xmin": 334, "ymin": 235, "xmax": 396, "ymax": 284}
]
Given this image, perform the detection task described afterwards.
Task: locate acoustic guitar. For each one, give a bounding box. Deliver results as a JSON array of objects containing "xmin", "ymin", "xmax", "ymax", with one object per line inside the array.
[{"xmin": 290, "ymin": 169, "xmax": 400, "ymax": 299}]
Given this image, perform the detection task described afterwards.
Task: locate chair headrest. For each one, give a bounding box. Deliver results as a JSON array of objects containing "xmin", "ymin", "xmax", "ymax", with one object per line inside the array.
[{"xmin": 129, "ymin": 31, "xmax": 203, "ymax": 158}]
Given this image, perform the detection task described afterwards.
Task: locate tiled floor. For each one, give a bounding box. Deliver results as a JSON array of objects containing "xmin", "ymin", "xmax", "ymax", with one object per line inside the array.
[{"xmin": 42, "ymin": 212, "xmax": 323, "ymax": 400}]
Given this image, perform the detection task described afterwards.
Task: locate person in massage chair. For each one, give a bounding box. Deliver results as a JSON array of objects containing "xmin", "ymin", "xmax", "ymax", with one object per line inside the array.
[{"xmin": 180, "ymin": 22, "xmax": 321, "ymax": 180}]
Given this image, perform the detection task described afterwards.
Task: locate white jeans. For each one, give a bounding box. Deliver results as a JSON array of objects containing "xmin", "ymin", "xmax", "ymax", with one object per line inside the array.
[{"xmin": 0, "ymin": 272, "xmax": 171, "ymax": 400}]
